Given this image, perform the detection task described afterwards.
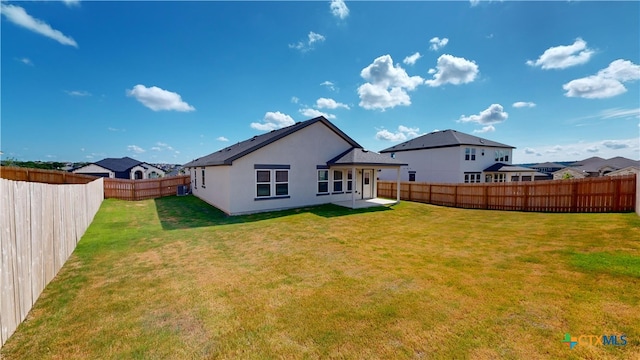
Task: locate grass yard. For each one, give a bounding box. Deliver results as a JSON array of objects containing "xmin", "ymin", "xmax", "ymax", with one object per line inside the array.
[{"xmin": 2, "ymin": 196, "xmax": 639, "ymax": 359}]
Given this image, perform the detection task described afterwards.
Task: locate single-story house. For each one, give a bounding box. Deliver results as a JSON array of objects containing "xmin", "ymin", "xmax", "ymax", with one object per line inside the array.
[
  {"xmin": 183, "ymin": 116, "xmax": 406, "ymax": 216},
  {"xmin": 528, "ymin": 162, "xmax": 566, "ymax": 179},
  {"xmin": 73, "ymin": 156, "xmax": 165, "ymax": 179},
  {"xmin": 552, "ymin": 156, "xmax": 639, "ymax": 180},
  {"xmin": 483, "ymin": 163, "xmax": 547, "ymax": 183},
  {"xmin": 378, "ymin": 129, "xmax": 517, "ymax": 183},
  {"xmin": 605, "ymin": 166, "xmax": 639, "ymax": 177}
]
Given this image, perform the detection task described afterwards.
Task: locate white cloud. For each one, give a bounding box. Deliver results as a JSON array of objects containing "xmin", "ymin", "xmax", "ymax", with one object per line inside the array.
[
  {"xmin": 470, "ymin": 0, "xmax": 480, "ymax": 6},
  {"xmin": 62, "ymin": 0, "xmax": 80, "ymax": 7},
  {"xmin": 291, "ymin": 96, "xmax": 300, "ymax": 104},
  {"xmin": 586, "ymin": 145, "xmax": 599, "ymax": 153},
  {"xmin": 108, "ymin": 127, "xmax": 125, "ymax": 132},
  {"xmin": 316, "ymin": 97, "xmax": 350, "ymax": 110},
  {"xmin": 425, "ymin": 54, "xmax": 479, "ymax": 87},
  {"xmin": 216, "ymin": 136, "xmax": 229, "ymax": 142},
  {"xmin": 526, "ymin": 38, "xmax": 593, "ymax": 70},
  {"xmin": 403, "ymin": 52, "xmax": 422, "ymax": 66},
  {"xmin": 156, "ymin": 142, "xmax": 174, "ymax": 151},
  {"xmin": 127, "ymin": 145, "xmax": 145, "ymax": 154},
  {"xmin": 458, "ymin": 104, "xmax": 508, "ymax": 125},
  {"xmin": 512, "ymin": 101, "xmax": 536, "ymax": 108},
  {"xmin": 563, "ymin": 59, "xmax": 640, "ymax": 99},
  {"xmin": 358, "ymin": 54, "xmax": 424, "ymax": 111},
  {"xmin": 375, "ymin": 125, "xmax": 420, "ymax": 142},
  {"xmin": 65, "ymin": 90, "xmax": 91, "ymax": 97},
  {"xmin": 320, "ymin": 81, "xmax": 336, "ymax": 91},
  {"xmin": 602, "ymin": 140, "xmax": 630, "ymax": 150},
  {"xmin": 473, "ymin": 125, "xmax": 495, "ymax": 134},
  {"xmin": 429, "ymin": 37, "xmax": 449, "ymax": 51},
  {"xmin": 299, "ymin": 108, "xmax": 335, "ymax": 119},
  {"xmin": 0, "ymin": 3, "xmax": 78, "ymax": 47},
  {"xmin": 289, "ymin": 31, "xmax": 325, "ymax": 52},
  {"xmin": 18, "ymin": 57, "xmax": 33, "ymax": 66},
  {"xmin": 600, "ymin": 108, "xmax": 640, "ymax": 119},
  {"xmin": 250, "ymin": 111, "xmax": 295, "ymax": 131},
  {"xmin": 151, "ymin": 147, "xmax": 162, "ymax": 151},
  {"xmin": 127, "ymin": 84, "xmax": 195, "ymax": 112},
  {"xmin": 330, "ymin": 0, "xmax": 349, "ymax": 20}
]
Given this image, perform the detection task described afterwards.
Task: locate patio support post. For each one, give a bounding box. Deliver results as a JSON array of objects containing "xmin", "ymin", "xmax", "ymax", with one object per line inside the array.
[
  {"xmin": 352, "ymin": 166, "xmax": 356, "ymax": 209},
  {"xmin": 396, "ymin": 167, "xmax": 401, "ymax": 203}
]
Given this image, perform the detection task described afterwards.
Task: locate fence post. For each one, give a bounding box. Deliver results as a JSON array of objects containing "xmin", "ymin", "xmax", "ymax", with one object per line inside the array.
[
  {"xmin": 483, "ymin": 184, "xmax": 488, "ymax": 210},
  {"xmin": 131, "ymin": 180, "xmax": 135, "ymax": 201},
  {"xmin": 428, "ymin": 184, "xmax": 432, "ymax": 204},
  {"xmin": 571, "ymin": 180, "xmax": 578, "ymax": 212},
  {"xmin": 523, "ymin": 183, "xmax": 529, "ymax": 212},
  {"xmin": 454, "ymin": 184, "xmax": 458, "ymax": 207},
  {"xmin": 613, "ymin": 177, "xmax": 621, "ymax": 212},
  {"xmin": 408, "ymin": 182, "xmax": 412, "ymax": 201}
]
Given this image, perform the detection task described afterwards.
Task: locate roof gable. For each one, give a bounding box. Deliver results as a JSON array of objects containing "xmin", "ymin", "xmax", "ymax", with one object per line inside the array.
[
  {"xmin": 184, "ymin": 116, "xmax": 361, "ymax": 167},
  {"xmin": 379, "ymin": 129, "xmax": 514, "ymax": 153},
  {"xmin": 327, "ymin": 148, "xmax": 407, "ymax": 166},
  {"xmin": 95, "ymin": 157, "xmax": 143, "ymax": 172}
]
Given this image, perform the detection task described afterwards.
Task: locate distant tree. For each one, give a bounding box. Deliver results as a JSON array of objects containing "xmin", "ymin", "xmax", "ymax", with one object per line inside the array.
[{"xmin": 562, "ymin": 172, "xmax": 574, "ymax": 180}]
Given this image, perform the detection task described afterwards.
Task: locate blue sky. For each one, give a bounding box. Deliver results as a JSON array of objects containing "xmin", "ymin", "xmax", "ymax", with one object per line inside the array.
[{"xmin": 2, "ymin": 0, "xmax": 639, "ymax": 165}]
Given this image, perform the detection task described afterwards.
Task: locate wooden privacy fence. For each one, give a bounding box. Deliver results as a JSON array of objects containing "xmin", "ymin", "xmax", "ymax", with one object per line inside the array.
[
  {"xmin": 0, "ymin": 177, "xmax": 104, "ymax": 347},
  {"xmin": 103, "ymin": 175, "xmax": 190, "ymax": 201},
  {"xmin": 1, "ymin": 167, "xmax": 191, "ymax": 201},
  {"xmin": 378, "ymin": 174, "xmax": 637, "ymax": 213},
  {"xmin": 0, "ymin": 166, "xmax": 97, "ymax": 184}
]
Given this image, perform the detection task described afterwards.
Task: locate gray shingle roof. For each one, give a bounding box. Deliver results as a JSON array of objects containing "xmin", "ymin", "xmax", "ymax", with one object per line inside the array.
[
  {"xmin": 95, "ymin": 157, "xmax": 143, "ymax": 172},
  {"xmin": 184, "ymin": 116, "xmax": 361, "ymax": 167},
  {"xmin": 569, "ymin": 156, "xmax": 639, "ymax": 173},
  {"xmin": 531, "ymin": 162, "xmax": 566, "ymax": 169},
  {"xmin": 327, "ymin": 148, "xmax": 407, "ymax": 167},
  {"xmin": 484, "ymin": 163, "xmax": 541, "ymax": 172},
  {"xmin": 379, "ymin": 129, "xmax": 514, "ymax": 153}
]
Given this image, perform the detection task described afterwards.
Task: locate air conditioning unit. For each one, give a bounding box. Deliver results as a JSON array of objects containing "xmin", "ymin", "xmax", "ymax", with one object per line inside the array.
[{"xmin": 177, "ymin": 185, "xmax": 188, "ymax": 196}]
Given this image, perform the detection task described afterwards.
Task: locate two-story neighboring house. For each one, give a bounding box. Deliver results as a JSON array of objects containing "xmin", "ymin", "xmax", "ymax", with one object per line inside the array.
[{"xmin": 378, "ymin": 129, "xmax": 530, "ymax": 183}]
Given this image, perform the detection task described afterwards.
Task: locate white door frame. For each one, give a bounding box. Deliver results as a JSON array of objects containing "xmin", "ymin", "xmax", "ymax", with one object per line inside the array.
[{"xmin": 362, "ymin": 169, "xmax": 373, "ymax": 199}]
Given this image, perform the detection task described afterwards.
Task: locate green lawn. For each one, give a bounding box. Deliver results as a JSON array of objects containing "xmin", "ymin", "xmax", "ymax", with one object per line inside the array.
[{"xmin": 2, "ymin": 196, "xmax": 639, "ymax": 359}]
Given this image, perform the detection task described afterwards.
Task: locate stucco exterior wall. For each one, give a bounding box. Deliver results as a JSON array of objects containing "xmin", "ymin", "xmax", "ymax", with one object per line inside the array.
[
  {"xmin": 72, "ymin": 164, "xmax": 114, "ymax": 178},
  {"xmin": 225, "ymin": 121, "xmax": 355, "ymax": 215},
  {"xmin": 191, "ymin": 165, "xmax": 232, "ymax": 214},
  {"xmin": 379, "ymin": 146, "xmax": 512, "ymax": 183}
]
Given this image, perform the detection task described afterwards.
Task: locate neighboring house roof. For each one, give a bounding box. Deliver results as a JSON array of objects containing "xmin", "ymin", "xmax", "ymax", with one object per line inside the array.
[
  {"xmin": 95, "ymin": 156, "xmax": 143, "ymax": 172},
  {"xmin": 484, "ymin": 163, "xmax": 540, "ymax": 172},
  {"xmin": 530, "ymin": 162, "xmax": 566, "ymax": 169},
  {"xmin": 327, "ymin": 148, "xmax": 407, "ymax": 167},
  {"xmin": 566, "ymin": 156, "xmax": 639, "ymax": 174},
  {"xmin": 605, "ymin": 166, "xmax": 640, "ymax": 176},
  {"xmin": 379, "ymin": 129, "xmax": 514, "ymax": 153},
  {"xmin": 184, "ymin": 116, "xmax": 362, "ymax": 167}
]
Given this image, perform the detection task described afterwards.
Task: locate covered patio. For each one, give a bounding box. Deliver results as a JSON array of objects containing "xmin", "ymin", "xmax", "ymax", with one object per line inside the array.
[
  {"xmin": 332, "ymin": 197, "xmax": 398, "ymax": 209},
  {"xmin": 326, "ymin": 148, "xmax": 406, "ymax": 210}
]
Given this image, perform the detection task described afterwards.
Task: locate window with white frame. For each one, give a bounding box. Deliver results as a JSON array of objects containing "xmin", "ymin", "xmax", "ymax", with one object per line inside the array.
[
  {"xmin": 465, "ymin": 148, "xmax": 476, "ymax": 161},
  {"xmin": 495, "ymin": 150, "xmax": 509, "ymax": 162},
  {"xmin": 492, "ymin": 173, "xmax": 506, "ymax": 182},
  {"xmin": 333, "ymin": 170, "xmax": 343, "ymax": 192},
  {"xmin": 201, "ymin": 167, "xmax": 206, "ymax": 188},
  {"xmin": 318, "ymin": 170, "xmax": 329, "ymax": 194},
  {"xmin": 255, "ymin": 169, "xmax": 289, "ymax": 198},
  {"xmin": 256, "ymin": 170, "xmax": 271, "ymax": 197},
  {"xmin": 464, "ymin": 172, "xmax": 481, "ymax": 183},
  {"xmin": 347, "ymin": 170, "xmax": 353, "ymax": 192}
]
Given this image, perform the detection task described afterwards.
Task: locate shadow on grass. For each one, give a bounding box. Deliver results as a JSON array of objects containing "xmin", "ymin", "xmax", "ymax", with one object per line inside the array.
[{"xmin": 154, "ymin": 195, "xmax": 392, "ymax": 230}]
